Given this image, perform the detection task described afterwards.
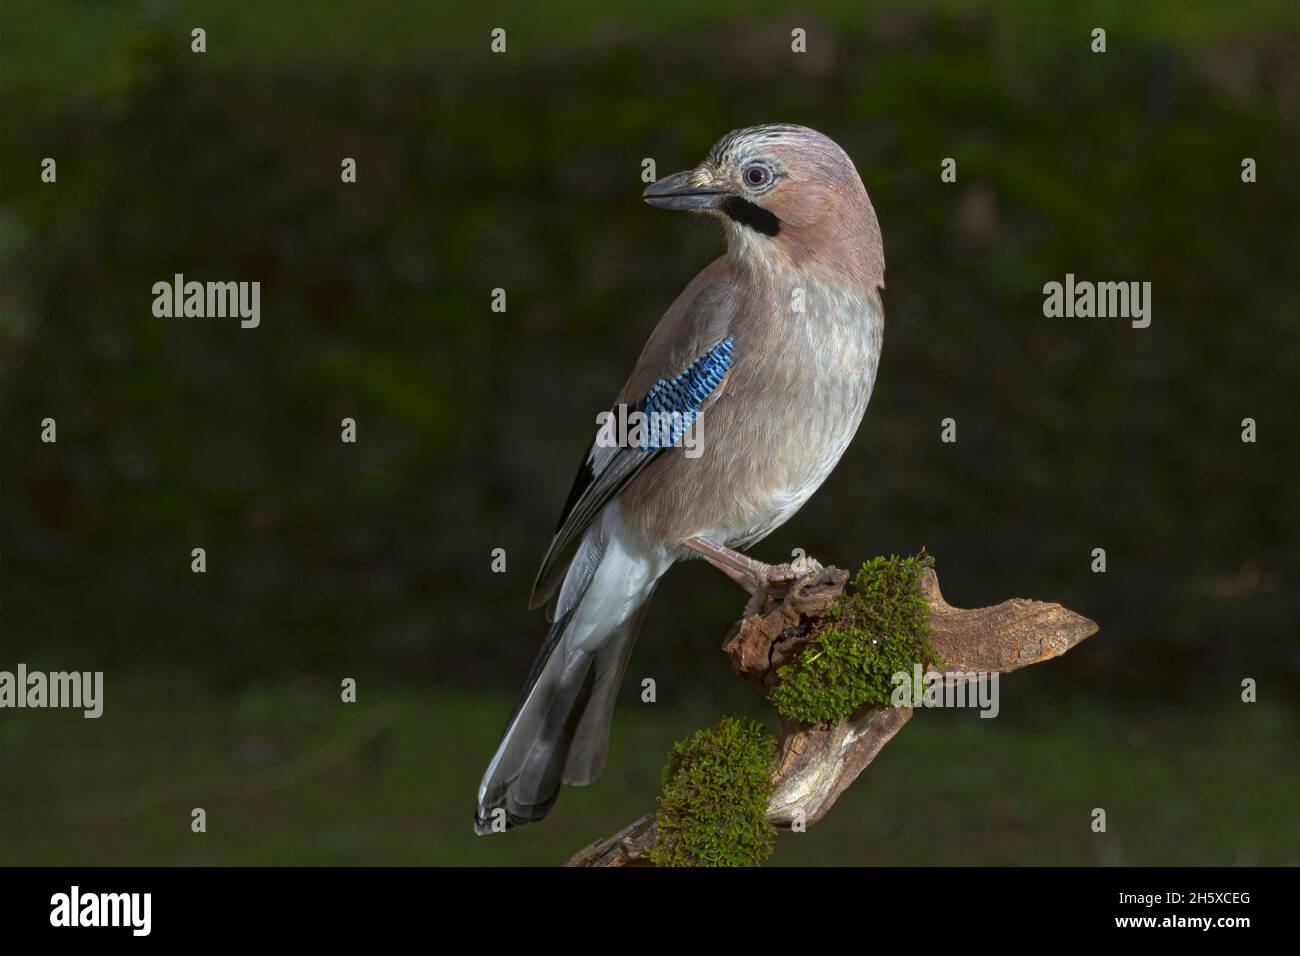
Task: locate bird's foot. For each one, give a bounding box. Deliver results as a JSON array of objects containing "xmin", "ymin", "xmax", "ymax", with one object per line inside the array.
[
  {"xmin": 769, "ymin": 551, "xmax": 825, "ymax": 583},
  {"xmin": 682, "ymin": 538, "xmax": 823, "ymax": 617}
]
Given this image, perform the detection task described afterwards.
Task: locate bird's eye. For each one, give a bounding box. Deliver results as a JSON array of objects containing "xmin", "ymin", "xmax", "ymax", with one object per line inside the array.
[{"xmin": 743, "ymin": 164, "xmax": 772, "ymax": 188}]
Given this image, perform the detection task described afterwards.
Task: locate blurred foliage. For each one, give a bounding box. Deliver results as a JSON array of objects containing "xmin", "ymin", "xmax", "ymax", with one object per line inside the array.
[
  {"xmin": 0, "ymin": 676, "xmax": 1295, "ymax": 866},
  {"xmin": 2, "ymin": 1, "xmax": 1298, "ymax": 712}
]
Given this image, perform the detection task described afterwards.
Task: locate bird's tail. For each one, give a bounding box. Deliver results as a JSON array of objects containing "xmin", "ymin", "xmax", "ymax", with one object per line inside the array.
[{"xmin": 475, "ymin": 544, "xmax": 659, "ymax": 834}]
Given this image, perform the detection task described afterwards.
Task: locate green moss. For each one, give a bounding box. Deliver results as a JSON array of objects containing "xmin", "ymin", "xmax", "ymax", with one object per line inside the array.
[
  {"xmin": 648, "ymin": 717, "xmax": 777, "ymax": 867},
  {"xmin": 769, "ymin": 553, "xmax": 942, "ymax": 725}
]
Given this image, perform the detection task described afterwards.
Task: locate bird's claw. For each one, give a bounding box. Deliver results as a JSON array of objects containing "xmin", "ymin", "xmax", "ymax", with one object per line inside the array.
[
  {"xmin": 768, "ymin": 553, "xmax": 823, "ymax": 583},
  {"xmin": 682, "ymin": 537, "xmax": 823, "ymax": 617}
]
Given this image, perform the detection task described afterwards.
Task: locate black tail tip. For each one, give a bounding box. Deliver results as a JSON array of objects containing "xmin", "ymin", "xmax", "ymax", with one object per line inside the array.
[
  {"xmin": 474, "ymin": 802, "xmax": 521, "ymax": 836},
  {"xmin": 474, "ymin": 796, "xmax": 557, "ymax": 836}
]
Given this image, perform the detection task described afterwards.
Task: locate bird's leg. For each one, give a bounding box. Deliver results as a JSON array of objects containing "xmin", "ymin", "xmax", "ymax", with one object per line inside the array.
[
  {"xmin": 682, "ymin": 537, "xmax": 771, "ymax": 593},
  {"xmin": 682, "ymin": 537, "xmax": 823, "ymax": 617}
]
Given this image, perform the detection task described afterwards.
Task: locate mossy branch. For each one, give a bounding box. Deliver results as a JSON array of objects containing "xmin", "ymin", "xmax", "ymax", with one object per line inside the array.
[{"xmin": 566, "ymin": 553, "xmax": 1098, "ymax": 867}]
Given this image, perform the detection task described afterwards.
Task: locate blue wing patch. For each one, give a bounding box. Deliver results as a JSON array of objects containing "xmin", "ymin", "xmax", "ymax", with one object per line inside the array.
[{"xmin": 638, "ymin": 337, "xmax": 734, "ymax": 449}]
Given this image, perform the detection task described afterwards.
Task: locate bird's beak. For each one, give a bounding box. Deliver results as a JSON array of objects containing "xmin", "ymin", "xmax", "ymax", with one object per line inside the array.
[{"xmin": 642, "ymin": 170, "xmax": 730, "ymax": 211}]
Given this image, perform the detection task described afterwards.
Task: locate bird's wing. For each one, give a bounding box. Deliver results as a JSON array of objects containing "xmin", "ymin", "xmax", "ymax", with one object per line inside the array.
[{"xmin": 529, "ymin": 259, "xmax": 736, "ymax": 611}]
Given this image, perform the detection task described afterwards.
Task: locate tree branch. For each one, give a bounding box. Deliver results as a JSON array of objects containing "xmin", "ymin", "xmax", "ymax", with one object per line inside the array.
[{"xmin": 566, "ymin": 557, "xmax": 1099, "ymax": 866}]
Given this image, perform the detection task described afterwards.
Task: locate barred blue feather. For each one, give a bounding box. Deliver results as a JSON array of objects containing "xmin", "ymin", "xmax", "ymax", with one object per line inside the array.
[{"xmin": 639, "ymin": 337, "xmax": 734, "ymax": 449}]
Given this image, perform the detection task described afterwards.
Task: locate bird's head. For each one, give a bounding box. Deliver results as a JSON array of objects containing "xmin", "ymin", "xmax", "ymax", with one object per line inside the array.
[{"xmin": 642, "ymin": 124, "xmax": 884, "ymax": 287}]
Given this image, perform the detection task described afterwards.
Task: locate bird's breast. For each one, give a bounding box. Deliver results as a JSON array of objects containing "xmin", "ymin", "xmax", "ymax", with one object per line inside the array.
[
  {"xmin": 624, "ymin": 278, "xmax": 884, "ymax": 552},
  {"xmin": 730, "ymin": 282, "xmax": 883, "ymax": 543}
]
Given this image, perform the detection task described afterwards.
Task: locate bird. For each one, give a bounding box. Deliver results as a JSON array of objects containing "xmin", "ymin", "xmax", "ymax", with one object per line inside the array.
[{"xmin": 475, "ymin": 123, "xmax": 886, "ymax": 834}]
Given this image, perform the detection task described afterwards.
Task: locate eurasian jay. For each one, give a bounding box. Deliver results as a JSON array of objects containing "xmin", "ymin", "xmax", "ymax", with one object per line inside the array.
[{"xmin": 476, "ymin": 124, "xmax": 886, "ymax": 833}]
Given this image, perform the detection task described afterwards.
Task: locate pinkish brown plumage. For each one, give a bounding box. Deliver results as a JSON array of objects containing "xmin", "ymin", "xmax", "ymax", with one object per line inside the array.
[{"xmin": 477, "ymin": 124, "xmax": 885, "ymax": 834}]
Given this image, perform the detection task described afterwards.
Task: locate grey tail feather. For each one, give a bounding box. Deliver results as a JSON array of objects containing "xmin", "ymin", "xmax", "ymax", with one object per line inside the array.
[{"xmin": 474, "ymin": 589, "xmax": 655, "ymax": 835}]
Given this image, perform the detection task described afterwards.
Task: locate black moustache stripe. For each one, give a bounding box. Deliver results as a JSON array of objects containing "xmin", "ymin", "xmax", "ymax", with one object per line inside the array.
[{"xmin": 719, "ymin": 196, "xmax": 780, "ymax": 237}]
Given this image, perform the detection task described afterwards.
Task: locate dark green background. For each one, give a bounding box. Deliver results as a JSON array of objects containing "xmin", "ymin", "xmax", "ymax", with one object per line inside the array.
[{"xmin": 1, "ymin": 0, "xmax": 1296, "ymax": 865}]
